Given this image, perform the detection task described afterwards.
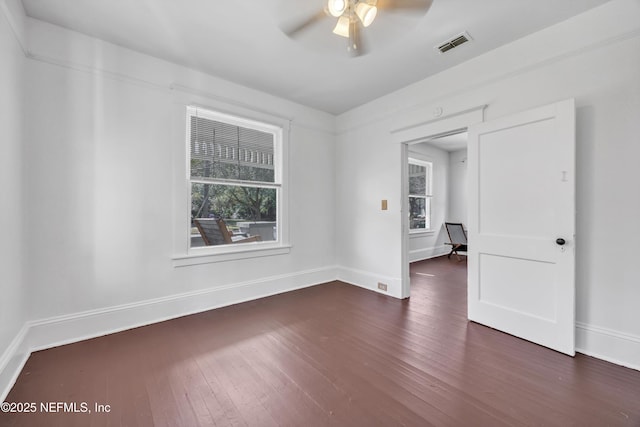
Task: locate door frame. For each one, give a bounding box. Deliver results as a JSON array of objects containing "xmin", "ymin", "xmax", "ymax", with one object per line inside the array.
[{"xmin": 391, "ymin": 105, "xmax": 486, "ymax": 298}]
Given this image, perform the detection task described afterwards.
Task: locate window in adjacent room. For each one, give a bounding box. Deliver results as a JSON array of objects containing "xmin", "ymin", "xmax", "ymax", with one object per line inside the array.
[
  {"xmin": 408, "ymin": 158, "xmax": 432, "ymax": 231},
  {"xmin": 187, "ymin": 106, "xmax": 283, "ymax": 250}
]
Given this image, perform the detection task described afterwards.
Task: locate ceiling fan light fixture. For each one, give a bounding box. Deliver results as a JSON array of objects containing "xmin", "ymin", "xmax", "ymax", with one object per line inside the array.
[
  {"xmin": 355, "ymin": 2, "xmax": 377, "ymax": 27},
  {"xmin": 328, "ymin": 0, "xmax": 347, "ymax": 17},
  {"xmin": 332, "ymin": 15, "xmax": 350, "ymax": 38}
]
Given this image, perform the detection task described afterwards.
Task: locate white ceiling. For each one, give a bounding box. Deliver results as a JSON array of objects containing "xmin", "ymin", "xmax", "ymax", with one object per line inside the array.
[{"xmin": 21, "ymin": 0, "xmax": 611, "ymax": 115}]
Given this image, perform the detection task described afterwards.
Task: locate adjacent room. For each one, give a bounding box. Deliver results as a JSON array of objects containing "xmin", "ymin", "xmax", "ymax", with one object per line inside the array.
[{"xmin": 1, "ymin": 0, "xmax": 639, "ymax": 425}]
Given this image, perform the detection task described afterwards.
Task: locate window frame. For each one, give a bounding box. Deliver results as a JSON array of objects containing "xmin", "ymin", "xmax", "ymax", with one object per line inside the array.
[
  {"xmin": 408, "ymin": 158, "xmax": 433, "ymax": 233},
  {"xmin": 173, "ymin": 104, "xmax": 290, "ymax": 266}
]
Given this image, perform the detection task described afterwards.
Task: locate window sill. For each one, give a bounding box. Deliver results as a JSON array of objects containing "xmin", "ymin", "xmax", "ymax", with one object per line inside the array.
[
  {"xmin": 409, "ymin": 230, "xmax": 435, "ymax": 236},
  {"xmin": 173, "ymin": 244, "xmax": 291, "ymax": 267}
]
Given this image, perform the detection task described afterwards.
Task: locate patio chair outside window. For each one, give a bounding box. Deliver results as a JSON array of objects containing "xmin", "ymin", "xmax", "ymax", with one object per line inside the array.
[{"xmin": 194, "ymin": 218, "xmax": 262, "ymax": 246}]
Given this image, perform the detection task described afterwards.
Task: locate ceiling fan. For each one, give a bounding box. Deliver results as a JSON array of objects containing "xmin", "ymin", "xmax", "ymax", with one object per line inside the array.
[{"xmin": 284, "ymin": 0, "xmax": 432, "ymax": 57}]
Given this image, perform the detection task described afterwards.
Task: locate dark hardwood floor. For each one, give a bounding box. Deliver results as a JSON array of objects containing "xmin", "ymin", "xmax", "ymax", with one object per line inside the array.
[{"xmin": 3, "ymin": 256, "xmax": 640, "ymax": 426}]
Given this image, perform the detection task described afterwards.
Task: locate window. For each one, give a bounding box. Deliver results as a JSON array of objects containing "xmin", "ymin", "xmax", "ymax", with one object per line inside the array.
[
  {"xmin": 408, "ymin": 158, "xmax": 432, "ymax": 231},
  {"xmin": 187, "ymin": 106, "xmax": 282, "ymax": 249}
]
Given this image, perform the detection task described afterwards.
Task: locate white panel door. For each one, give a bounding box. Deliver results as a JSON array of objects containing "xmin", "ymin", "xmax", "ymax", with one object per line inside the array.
[{"xmin": 467, "ymin": 99, "xmax": 576, "ymax": 356}]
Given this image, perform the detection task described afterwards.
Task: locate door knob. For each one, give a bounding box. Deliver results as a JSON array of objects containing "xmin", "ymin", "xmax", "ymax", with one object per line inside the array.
[{"xmin": 556, "ymin": 238, "xmax": 566, "ymax": 246}]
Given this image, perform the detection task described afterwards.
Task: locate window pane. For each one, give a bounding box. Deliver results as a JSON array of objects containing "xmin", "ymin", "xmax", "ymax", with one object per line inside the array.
[
  {"xmin": 409, "ymin": 196, "xmax": 431, "ymax": 230},
  {"xmin": 409, "ymin": 163, "xmax": 426, "ymax": 195},
  {"xmin": 191, "ymin": 183, "xmax": 277, "ymax": 247},
  {"xmin": 190, "ymin": 116, "xmax": 275, "ymax": 183}
]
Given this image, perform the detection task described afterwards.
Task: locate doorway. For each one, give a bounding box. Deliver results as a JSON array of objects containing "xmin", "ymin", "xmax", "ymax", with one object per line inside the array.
[
  {"xmin": 406, "ymin": 133, "xmax": 468, "ymax": 262},
  {"xmin": 396, "ymin": 100, "xmax": 576, "ymax": 355},
  {"xmin": 406, "ymin": 132, "xmax": 469, "ymax": 294},
  {"xmin": 393, "ymin": 105, "xmax": 485, "ymax": 299}
]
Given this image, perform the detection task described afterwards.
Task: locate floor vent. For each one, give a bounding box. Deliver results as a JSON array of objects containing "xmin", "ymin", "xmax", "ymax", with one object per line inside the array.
[{"xmin": 436, "ymin": 32, "xmax": 472, "ymax": 53}]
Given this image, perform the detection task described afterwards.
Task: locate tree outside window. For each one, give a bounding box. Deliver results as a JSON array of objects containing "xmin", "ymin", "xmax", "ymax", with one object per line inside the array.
[{"xmin": 188, "ymin": 107, "xmax": 282, "ymax": 247}]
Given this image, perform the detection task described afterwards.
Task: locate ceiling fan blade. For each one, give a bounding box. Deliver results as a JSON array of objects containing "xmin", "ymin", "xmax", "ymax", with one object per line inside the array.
[
  {"xmin": 281, "ymin": 10, "xmax": 327, "ymax": 38},
  {"xmin": 347, "ymin": 21, "xmax": 368, "ymax": 57},
  {"xmin": 376, "ymin": 0, "xmax": 432, "ymax": 10}
]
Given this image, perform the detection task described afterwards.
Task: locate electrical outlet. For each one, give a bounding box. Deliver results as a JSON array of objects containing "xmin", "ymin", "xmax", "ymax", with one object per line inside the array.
[{"xmin": 377, "ymin": 282, "xmax": 388, "ymax": 292}]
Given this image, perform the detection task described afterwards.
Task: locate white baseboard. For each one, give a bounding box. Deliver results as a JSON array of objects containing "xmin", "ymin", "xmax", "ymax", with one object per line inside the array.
[
  {"xmin": 0, "ymin": 324, "xmax": 30, "ymax": 403},
  {"xmin": 4, "ymin": 268, "xmax": 638, "ymax": 401},
  {"xmin": 337, "ymin": 266, "xmax": 402, "ymax": 299},
  {"xmin": 576, "ymin": 322, "xmax": 640, "ymax": 371},
  {"xmin": 0, "ymin": 265, "xmax": 338, "ymax": 401},
  {"xmin": 409, "ymin": 245, "xmax": 449, "ymax": 263}
]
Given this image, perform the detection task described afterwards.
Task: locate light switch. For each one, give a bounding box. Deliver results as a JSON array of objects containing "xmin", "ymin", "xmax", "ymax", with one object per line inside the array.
[{"xmin": 381, "ymin": 199, "xmax": 388, "ymax": 210}]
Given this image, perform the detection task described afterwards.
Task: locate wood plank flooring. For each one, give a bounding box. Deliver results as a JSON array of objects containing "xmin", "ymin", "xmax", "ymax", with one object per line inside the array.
[{"xmin": 2, "ymin": 256, "xmax": 640, "ymax": 426}]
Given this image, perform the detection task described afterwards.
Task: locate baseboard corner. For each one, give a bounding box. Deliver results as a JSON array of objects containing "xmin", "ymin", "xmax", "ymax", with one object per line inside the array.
[
  {"xmin": 0, "ymin": 324, "xmax": 30, "ymax": 402},
  {"xmin": 576, "ymin": 321, "xmax": 640, "ymax": 372}
]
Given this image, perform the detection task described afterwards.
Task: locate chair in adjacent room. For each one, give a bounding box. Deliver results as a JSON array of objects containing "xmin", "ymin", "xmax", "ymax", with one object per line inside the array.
[
  {"xmin": 444, "ymin": 222, "xmax": 468, "ymax": 261},
  {"xmin": 194, "ymin": 218, "xmax": 262, "ymax": 246}
]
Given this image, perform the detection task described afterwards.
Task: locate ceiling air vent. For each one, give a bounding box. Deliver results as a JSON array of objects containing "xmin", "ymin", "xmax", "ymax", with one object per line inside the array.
[{"xmin": 436, "ymin": 32, "xmax": 472, "ymax": 54}]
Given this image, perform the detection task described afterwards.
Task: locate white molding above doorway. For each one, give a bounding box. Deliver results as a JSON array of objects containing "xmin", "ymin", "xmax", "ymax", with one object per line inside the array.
[{"xmin": 391, "ymin": 105, "xmax": 487, "ymax": 145}]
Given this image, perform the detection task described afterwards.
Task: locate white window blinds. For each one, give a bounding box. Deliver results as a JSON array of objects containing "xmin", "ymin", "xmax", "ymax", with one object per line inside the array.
[{"xmin": 190, "ymin": 114, "xmax": 275, "ymax": 183}]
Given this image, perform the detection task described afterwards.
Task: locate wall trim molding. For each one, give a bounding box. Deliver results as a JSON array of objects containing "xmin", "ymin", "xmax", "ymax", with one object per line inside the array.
[
  {"xmin": 25, "ymin": 266, "xmax": 337, "ymax": 353},
  {"xmin": 0, "ymin": 324, "xmax": 29, "ymax": 402},
  {"xmin": 576, "ymin": 321, "xmax": 640, "ymax": 372},
  {"xmin": 0, "ymin": 265, "xmax": 338, "ymax": 401},
  {"xmin": 171, "ymin": 83, "xmax": 294, "ymax": 121},
  {"xmin": 23, "ymin": 51, "xmax": 335, "ymax": 135},
  {"xmin": 336, "ymin": 28, "xmax": 640, "ymax": 134},
  {"xmin": 170, "ymin": 84, "xmax": 335, "ymax": 136},
  {"xmin": 409, "ymin": 245, "xmax": 449, "ymax": 263},
  {"xmin": 3, "ymin": 268, "xmax": 639, "ymax": 400},
  {"xmin": 0, "ymin": 0, "xmax": 27, "ymax": 54},
  {"xmin": 27, "ymin": 51, "xmax": 169, "ymax": 92},
  {"xmin": 0, "ymin": 325, "xmax": 27, "ymax": 376},
  {"xmin": 337, "ymin": 266, "xmax": 403, "ymax": 299},
  {"xmin": 391, "ymin": 105, "xmax": 486, "ymax": 143}
]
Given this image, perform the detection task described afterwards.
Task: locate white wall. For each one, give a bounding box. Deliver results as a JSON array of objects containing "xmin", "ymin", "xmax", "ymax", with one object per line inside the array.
[
  {"xmin": 448, "ymin": 148, "xmax": 468, "ymax": 225},
  {"xmin": 19, "ymin": 17, "xmax": 336, "ymax": 338},
  {"xmin": 335, "ymin": 120, "xmax": 404, "ymax": 296},
  {"xmin": 408, "ymin": 143, "xmax": 450, "ymax": 262},
  {"xmin": 0, "ymin": 1, "xmax": 338, "ymax": 400},
  {"xmin": 336, "ymin": 0, "xmax": 640, "ymax": 368},
  {"xmin": 2, "ymin": 0, "xmax": 639, "ymax": 401},
  {"xmin": 0, "ymin": 0, "xmax": 26, "ymax": 392}
]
